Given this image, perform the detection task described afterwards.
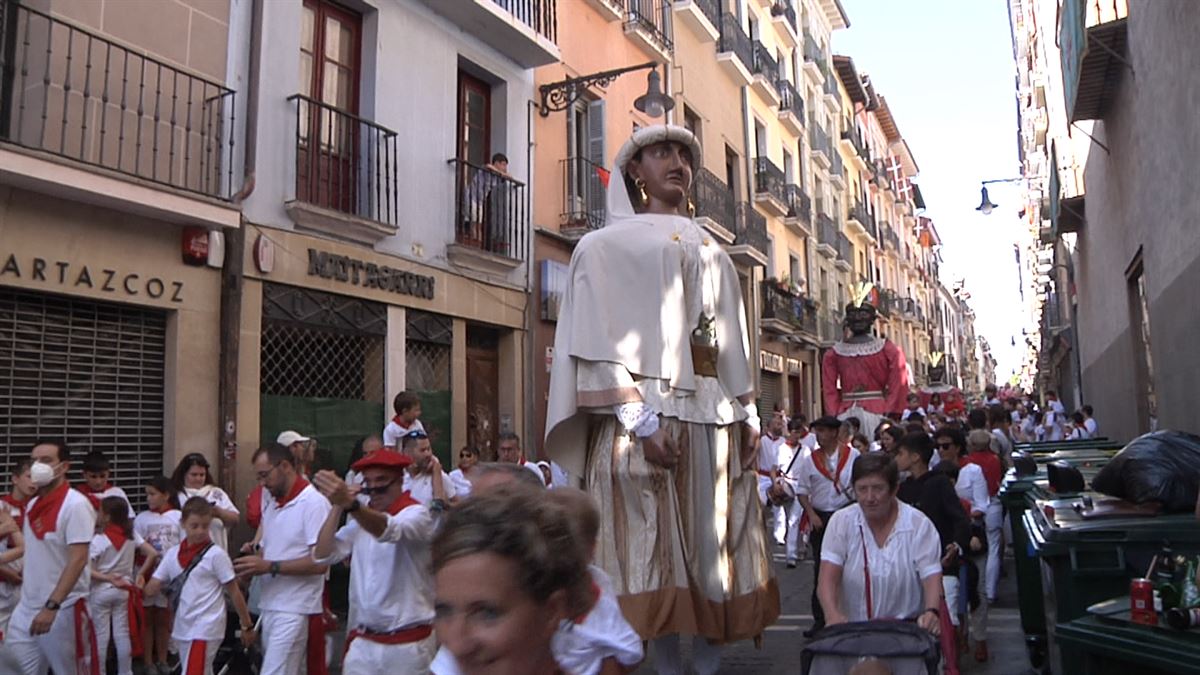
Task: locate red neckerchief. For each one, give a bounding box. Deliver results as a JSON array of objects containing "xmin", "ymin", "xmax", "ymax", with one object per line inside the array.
[
  {"xmin": 2, "ymin": 494, "xmax": 28, "ymax": 527},
  {"xmin": 151, "ymin": 504, "xmax": 176, "ymax": 515},
  {"xmin": 104, "ymin": 523, "xmax": 129, "ymax": 551},
  {"xmin": 811, "ymin": 447, "xmax": 851, "ymax": 493},
  {"xmin": 177, "ymin": 537, "xmax": 212, "ymax": 568},
  {"xmin": 391, "ymin": 415, "xmax": 415, "ymax": 430},
  {"xmin": 80, "ymin": 482, "xmax": 113, "ymax": 494},
  {"xmin": 276, "ymin": 477, "xmax": 310, "ymax": 508},
  {"xmin": 385, "ymin": 491, "xmax": 420, "ymax": 515},
  {"xmin": 28, "ymin": 481, "xmax": 70, "ymax": 540},
  {"xmin": 573, "ymin": 580, "xmax": 604, "ymax": 624}
]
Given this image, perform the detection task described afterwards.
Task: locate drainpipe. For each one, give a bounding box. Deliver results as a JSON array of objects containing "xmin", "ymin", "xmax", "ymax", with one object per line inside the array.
[
  {"xmin": 740, "ymin": 84, "xmax": 758, "ymax": 395},
  {"xmin": 218, "ymin": 0, "xmax": 262, "ymax": 499},
  {"xmin": 525, "ymin": 98, "xmax": 537, "ymax": 457}
]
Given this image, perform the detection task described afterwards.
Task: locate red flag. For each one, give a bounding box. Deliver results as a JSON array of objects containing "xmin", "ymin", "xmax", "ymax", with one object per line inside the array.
[{"xmin": 595, "ymin": 166, "xmax": 611, "ymax": 189}]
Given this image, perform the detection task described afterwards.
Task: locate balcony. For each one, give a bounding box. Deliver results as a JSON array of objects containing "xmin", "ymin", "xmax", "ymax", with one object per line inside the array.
[
  {"xmin": 834, "ymin": 232, "xmax": 853, "ymax": 271},
  {"xmin": 750, "ymin": 41, "xmax": 782, "ymax": 106},
  {"xmin": 752, "ymin": 157, "xmax": 788, "ymax": 217},
  {"xmin": 416, "ymin": 0, "xmax": 559, "ymax": 68},
  {"xmin": 582, "ymin": 0, "xmax": 624, "ymax": 21},
  {"xmin": 761, "ymin": 280, "xmax": 818, "ymax": 337},
  {"xmin": 729, "ymin": 203, "xmax": 769, "ymax": 267},
  {"xmin": 840, "ymin": 126, "xmax": 870, "ymax": 170},
  {"xmin": 809, "ymin": 125, "xmax": 832, "ymax": 170},
  {"xmin": 829, "ymin": 150, "xmax": 846, "ymax": 188},
  {"xmin": 769, "ymin": 1, "xmax": 800, "ymax": 48},
  {"xmin": 873, "ymin": 159, "xmax": 894, "ymax": 192},
  {"xmin": 672, "ymin": 0, "xmax": 720, "ymax": 42},
  {"xmin": 692, "ymin": 167, "xmax": 736, "ymax": 243},
  {"xmin": 624, "ymin": 0, "xmax": 673, "ymax": 60},
  {"xmin": 0, "ymin": 3, "xmax": 239, "ymax": 228},
  {"xmin": 816, "ymin": 212, "xmax": 837, "ymax": 258},
  {"xmin": 448, "ymin": 158, "xmax": 528, "ymax": 274},
  {"xmin": 716, "ymin": 13, "xmax": 753, "ymax": 86},
  {"xmin": 846, "ymin": 200, "xmax": 870, "ymax": 238},
  {"xmin": 822, "ymin": 63, "xmax": 841, "ymax": 110},
  {"xmin": 877, "ymin": 289, "xmax": 898, "ymax": 318},
  {"xmin": 820, "ymin": 308, "xmax": 844, "ymax": 345},
  {"xmin": 287, "ymin": 95, "xmax": 400, "ymax": 245},
  {"xmin": 778, "ymin": 80, "xmax": 806, "ymax": 135},
  {"xmin": 1062, "ymin": 0, "xmax": 1129, "ymax": 122},
  {"xmin": 802, "ymin": 33, "xmax": 826, "ymax": 83},
  {"xmin": 559, "ymin": 156, "xmax": 606, "ymax": 240},
  {"xmin": 864, "ymin": 209, "xmax": 879, "ymax": 242},
  {"xmin": 782, "ymin": 184, "xmax": 812, "ymax": 235}
]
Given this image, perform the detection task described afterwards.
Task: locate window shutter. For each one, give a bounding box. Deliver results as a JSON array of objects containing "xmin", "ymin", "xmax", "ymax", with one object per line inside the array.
[{"xmin": 586, "ymin": 100, "xmax": 607, "ymax": 223}]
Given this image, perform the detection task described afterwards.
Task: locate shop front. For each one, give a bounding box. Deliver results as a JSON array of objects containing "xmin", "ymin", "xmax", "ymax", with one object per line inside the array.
[{"xmin": 0, "ymin": 186, "xmax": 224, "ymax": 508}]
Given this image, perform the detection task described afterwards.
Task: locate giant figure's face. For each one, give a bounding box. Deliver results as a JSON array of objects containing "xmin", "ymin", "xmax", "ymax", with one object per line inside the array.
[
  {"xmin": 844, "ymin": 305, "xmax": 877, "ymax": 336},
  {"xmin": 627, "ymin": 141, "xmax": 694, "ymax": 213}
]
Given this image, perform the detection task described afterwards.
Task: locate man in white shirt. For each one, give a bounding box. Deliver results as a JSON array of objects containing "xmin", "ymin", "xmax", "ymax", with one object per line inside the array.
[
  {"xmin": 794, "ymin": 417, "xmax": 859, "ymax": 637},
  {"xmin": 399, "ymin": 431, "xmax": 456, "ymax": 507},
  {"xmin": 8, "ymin": 440, "xmax": 98, "ymax": 675},
  {"xmin": 496, "ymin": 432, "xmax": 547, "ymax": 482},
  {"xmin": 383, "ymin": 391, "xmax": 426, "ymax": 449},
  {"xmin": 778, "ymin": 417, "xmax": 814, "ymax": 568},
  {"xmin": 1082, "ymin": 405, "xmax": 1098, "ymax": 438},
  {"xmin": 233, "ymin": 442, "xmax": 332, "ymax": 675},
  {"xmin": 756, "ymin": 414, "xmax": 787, "ymax": 544},
  {"xmin": 900, "ymin": 394, "xmax": 926, "ymax": 422},
  {"xmin": 313, "ymin": 450, "xmax": 438, "ymax": 673}
]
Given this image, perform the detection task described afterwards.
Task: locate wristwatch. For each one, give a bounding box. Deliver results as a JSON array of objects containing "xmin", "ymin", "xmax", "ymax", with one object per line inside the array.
[
  {"xmin": 269, "ymin": 561, "xmax": 281, "ymax": 577},
  {"xmin": 344, "ymin": 500, "xmax": 362, "ymax": 513},
  {"xmin": 43, "ymin": 599, "xmax": 61, "ymax": 611}
]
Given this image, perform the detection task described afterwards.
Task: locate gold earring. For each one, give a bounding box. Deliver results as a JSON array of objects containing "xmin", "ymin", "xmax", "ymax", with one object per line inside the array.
[
  {"xmin": 634, "ymin": 177, "xmax": 648, "ymax": 203},
  {"xmin": 687, "ymin": 198, "xmax": 696, "ymax": 217}
]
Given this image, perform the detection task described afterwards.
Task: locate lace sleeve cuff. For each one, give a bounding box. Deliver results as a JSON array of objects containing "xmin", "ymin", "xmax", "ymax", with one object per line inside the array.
[{"xmin": 614, "ymin": 402, "xmax": 660, "ymax": 438}]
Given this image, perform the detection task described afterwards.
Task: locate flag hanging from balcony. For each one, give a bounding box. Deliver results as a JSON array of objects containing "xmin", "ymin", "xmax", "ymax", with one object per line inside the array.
[{"xmin": 595, "ymin": 166, "xmax": 611, "ymax": 189}]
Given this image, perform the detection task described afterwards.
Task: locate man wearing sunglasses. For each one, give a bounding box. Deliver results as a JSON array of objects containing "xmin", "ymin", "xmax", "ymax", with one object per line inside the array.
[{"xmin": 399, "ymin": 431, "xmax": 455, "ymax": 509}]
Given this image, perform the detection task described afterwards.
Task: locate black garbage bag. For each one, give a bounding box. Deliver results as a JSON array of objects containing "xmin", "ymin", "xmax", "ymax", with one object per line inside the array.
[{"xmin": 1091, "ymin": 430, "xmax": 1200, "ymax": 512}]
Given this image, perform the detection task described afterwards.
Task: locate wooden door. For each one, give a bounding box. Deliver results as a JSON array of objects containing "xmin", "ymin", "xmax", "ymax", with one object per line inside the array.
[{"xmin": 466, "ymin": 326, "xmax": 500, "ymax": 461}]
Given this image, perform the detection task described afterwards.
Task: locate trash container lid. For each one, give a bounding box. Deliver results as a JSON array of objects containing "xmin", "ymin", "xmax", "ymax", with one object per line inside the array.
[{"xmin": 1027, "ymin": 493, "xmax": 1200, "ymax": 546}]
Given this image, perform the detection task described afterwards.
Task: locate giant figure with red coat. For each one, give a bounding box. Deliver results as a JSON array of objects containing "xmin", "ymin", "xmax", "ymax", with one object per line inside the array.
[{"xmin": 821, "ymin": 286, "xmax": 910, "ymax": 437}]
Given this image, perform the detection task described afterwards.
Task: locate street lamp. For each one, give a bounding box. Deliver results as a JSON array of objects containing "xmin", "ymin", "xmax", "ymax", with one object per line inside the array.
[
  {"xmin": 538, "ymin": 62, "xmax": 671, "ymax": 118},
  {"xmin": 974, "ymin": 177, "xmax": 1024, "ymax": 215}
]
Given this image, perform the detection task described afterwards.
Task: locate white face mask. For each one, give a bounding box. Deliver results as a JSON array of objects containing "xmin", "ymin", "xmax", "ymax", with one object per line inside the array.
[{"xmin": 30, "ymin": 461, "xmax": 58, "ymax": 488}]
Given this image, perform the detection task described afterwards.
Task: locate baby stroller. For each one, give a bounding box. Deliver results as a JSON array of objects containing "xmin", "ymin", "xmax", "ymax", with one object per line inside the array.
[{"xmin": 801, "ymin": 621, "xmax": 941, "ymax": 675}]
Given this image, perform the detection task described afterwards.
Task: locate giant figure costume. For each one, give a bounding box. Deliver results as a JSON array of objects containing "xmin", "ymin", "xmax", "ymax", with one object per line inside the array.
[{"xmin": 821, "ymin": 291, "xmax": 910, "ymax": 436}]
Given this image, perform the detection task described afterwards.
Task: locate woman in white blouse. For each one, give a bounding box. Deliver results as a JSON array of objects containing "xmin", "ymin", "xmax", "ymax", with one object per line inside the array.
[{"xmin": 817, "ymin": 453, "xmax": 943, "ymax": 635}]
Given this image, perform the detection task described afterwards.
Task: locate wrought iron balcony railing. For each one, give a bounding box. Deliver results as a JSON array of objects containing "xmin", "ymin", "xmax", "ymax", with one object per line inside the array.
[
  {"xmin": 450, "ymin": 158, "xmax": 528, "ymax": 261},
  {"xmin": 770, "ymin": 1, "xmax": 798, "ymax": 33},
  {"xmin": 751, "ymin": 40, "xmax": 780, "ymax": 92},
  {"xmin": 0, "ymin": 2, "xmax": 237, "ymax": 199},
  {"xmin": 761, "ymin": 280, "xmax": 817, "ymax": 334},
  {"xmin": 687, "ymin": 0, "xmax": 722, "ymax": 27},
  {"xmin": 734, "ymin": 201, "xmax": 770, "ymax": 257},
  {"xmin": 817, "ymin": 213, "xmax": 837, "ymax": 247},
  {"xmin": 809, "ymin": 124, "xmax": 832, "ymax": 160},
  {"xmin": 717, "ymin": 13, "xmax": 753, "ymax": 70},
  {"xmin": 560, "ymin": 155, "xmax": 606, "ymax": 231},
  {"xmin": 830, "ymin": 149, "xmax": 844, "ymax": 182},
  {"xmin": 779, "ymin": 79, "xmax": 805, "ymax": 120},
  {"xmin": 835, "ymin": 232, "xmax": 853, "ymax": 262},
  {"xmin": 490, "ymin": 0, "xmax": 557, "ymax": 42},
  {"xmin": 842, "ymin": 125, "xmax": 869, "ymax": 161},
  {"xmin": 803, "ymin": 33, "xmax": 823, "ymax": 65},
  {"xmin": 692, "ymin": 166, "xmax": 734, "ymax": 230},
  {"xmin": 290, "ymin": 95, "xmax": 399, "ymax": 225},
  {"xmin": 848, "ymin": 200, "xmax": 869, "ymax": 226},
  {"xmin": 784, "ymin": 183, "xmax": 811, "ymax": 224},
  {"xmin": 821, "ymin": 308, "xmax": 844, "ymax": 343},
  {"xmin": 823, "ymin": 64, "xmax": 839, "ymax": 98},
  {"xmin": 625, "ymin": 0, "xmax": 673, "ymax": 52},
  {"xmin": 753, "ymin": 156, "xmax": 786, "ymax": 204}
]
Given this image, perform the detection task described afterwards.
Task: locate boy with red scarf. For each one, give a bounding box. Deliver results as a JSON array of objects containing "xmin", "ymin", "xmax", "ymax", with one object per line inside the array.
[
  {"xmin": 383, "ymin": 391, "xmax": 425, "ymax": 450},
  {"xmin": 0, "ymin": 459, "xmax": 35, "ymax": 640},
  {"xmin": 146, "ymin": 498, "xmax": 254, "ymax": 675},
  {"xmin": 79, "ymin": 451, "xmax": 134, "ymax": 517},
  {"xmin": 234, "ymin": 443, "xmax": 331, "ymax": 675},
  {"xmin": 8, "ymin": 439, "xmax": 99, "ymax": 675}
]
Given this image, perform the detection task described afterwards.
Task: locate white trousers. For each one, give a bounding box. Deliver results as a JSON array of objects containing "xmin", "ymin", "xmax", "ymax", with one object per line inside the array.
[
  {"xmin": 90, "ymin": 586, "xmax": 133, "ymax": 675},
  {"xmin": 653, "ymin": 634, "xmax": 721, "ymax": 675},
  {"xmin": 7, "ymin": 599, "xmax": 95, "ymax": 675},
  {"xmin": 343, "ymin": 633, "xmax": 436, "ymax": 675},
  {"xmin": 784, "ymin": 501, "xmax": 806, "ymax": 562},
  {"xmin": 177, "ymin": 638, "xmax": 220, "ymax": 675},
  {"xmin": 0, "ymin": 592, "xmax": 18, "ymax": 640},
  {"xmin": 969, "ymin": 557, "xmax": 990, "ymax": 642},
  {"xmin": 941, "ymin": 576, "xmax": 960, "ymax": 627},
  {"xmin": 260, "ymin": 610, "xmax": 310, "ymax": 675},
  {"xmin": 984, "ymin": 499, "xmax": 1003, "ymax": 601}
]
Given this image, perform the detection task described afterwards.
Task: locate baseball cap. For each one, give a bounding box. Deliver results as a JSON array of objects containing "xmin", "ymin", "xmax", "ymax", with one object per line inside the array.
[
  {"xmin": 276, "ymin": 430, "xmax": 311, "ymax": 447},
  {"xmin": 351, "ymin": 449, "xmax": 412, "ymax": 472},
  {"xmin": 810, "ymin": 416, "xmax": 843, "ymax": 430}
]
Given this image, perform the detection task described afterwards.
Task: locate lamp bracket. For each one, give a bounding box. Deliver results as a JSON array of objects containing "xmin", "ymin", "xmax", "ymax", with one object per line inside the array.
[{"xmin": 538, "ymin": 62, "xmax": 658, "ymax": 117}]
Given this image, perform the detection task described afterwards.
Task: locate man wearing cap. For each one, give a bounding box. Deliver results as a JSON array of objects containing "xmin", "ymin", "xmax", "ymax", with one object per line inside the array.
[
  {"xmin": 245, "ymin": 430, "xmax": 312, "ymax": 530},
  {"xmin": 794, "ymin": 416, "xmax": 860, "ymax": 637},
  {"xmin": 312, "ymin": 450, "xmax": 437, "ymax": 673}
]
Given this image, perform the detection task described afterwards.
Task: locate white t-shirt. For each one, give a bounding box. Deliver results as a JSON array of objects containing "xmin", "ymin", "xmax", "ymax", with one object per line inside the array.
[
  {"xmin": 952, "ymin": 462, "xmax": 990, "ymax": 516},
  {"xmin": 257, "ymin": 483, "xmax": 331, "ymax": 615},
  {"xmin": 0, "ymin": 498, "xmax": 25, "ymax": 604},
  {"xmin": 403, "ymin": 471, "xmax": 459, "ymax": 506},
  {"xmin": 89, "ymin": 531, "xmax": 146, "ymax": 586},
  {"xmin": 553, "ymin": 566, "xmax": 643, "ymax": 675},
  {"xmin": 382, "ymin": 418, "xmax": 426, "ymax": 449},
  {"xmin": 176, "ymin": 485, "xmax": 239, "ymax": 552},
  {"xmin": 900, "ymin": 407, "xmax": 926, "ymax": 421},
  {"xmin": 794, "ymin": 447, "xmax": 860, "ymax": 512},
  {"xmin": 757, "ymin": 435, "xmax": 786, "ymax": 474},
  {"xmin": 1084, "ymin": 417, "xmax": 1098, "ymax": 437},
  {"xmin": 820, "ymin": 502, "xmax": 942, "ymax": 622},
  {"xmin": 133, "ymin": 509, "xmax": 183, "ymax": 558},
  {"xmin": 152, "ymin": 542, "xmax": 237, "ymax": 641},
  {"xmin": 81, "ymin": 485, "xmax": 135, "ymax": 517},
  {"xmin": 21, "ymin": 487, "xmax": 96, "ymax": 609},
  {"xmin": 314, "ymin": 500, "xmax": 436, "ymax": 631},
  {"xmin": 447, "ymin": 469, "xmax": 473, "ymax": 498}
]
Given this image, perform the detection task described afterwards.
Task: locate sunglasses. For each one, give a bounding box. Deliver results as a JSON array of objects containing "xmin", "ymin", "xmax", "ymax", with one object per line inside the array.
[
  {"xmin": 459, "ymin": 452, "xmax": 474, "ymax": 458},
  {"xmin": 937, "ymin": 442, "xmax": 955, "ymax": 449},
  {"xmin": 404, "ymin": 430, "xmax": 429, "ymax": 440}
]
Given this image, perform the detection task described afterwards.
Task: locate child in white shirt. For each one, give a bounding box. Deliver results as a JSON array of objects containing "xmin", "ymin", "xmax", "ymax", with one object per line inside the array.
[
  {"xmin": 145, "ymin": 497, "xmax": 255, "ymax": 675},
  {"xmin": 89, "ymin": 496, "xmax": 158, "ymax": 675},
  {"xmin": 133, "ymin": 477, "xmax": 183, "ymax": 674},
  {"xmin": 383, "ymin": 391, "xmax": 426, "ymax": 449}
]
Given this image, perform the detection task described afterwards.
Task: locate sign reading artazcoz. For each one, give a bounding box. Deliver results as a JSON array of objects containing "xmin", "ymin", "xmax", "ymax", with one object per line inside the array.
[
  {"xmin": 0, "ymin": 253, "xmax": 185, "ymax": 302},
  {"xmin": 305, "ymin": 248, "xmax": 436, "ymax": 300}
]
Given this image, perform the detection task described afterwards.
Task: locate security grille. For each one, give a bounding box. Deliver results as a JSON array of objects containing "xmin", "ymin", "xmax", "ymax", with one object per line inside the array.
[
  {"xmin": 260, "ymin": 323, "xmax": 384, "ymax": 401},
  {"xmin": 407, "ymin": 340, "xmax": 451, "ymax": 392},
  {"xmin": 758, "ymin": 370, "xmax": 782, "ymax": 419},
  {"xmin": 0, "ymin": 288, "xmax": 166, "ymax": 509}
]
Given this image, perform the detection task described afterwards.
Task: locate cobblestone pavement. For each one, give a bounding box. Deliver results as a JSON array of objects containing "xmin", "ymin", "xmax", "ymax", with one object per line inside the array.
[{"xmin": 635, "ymin": 547, "xmax": 1038, "ymax": 674}]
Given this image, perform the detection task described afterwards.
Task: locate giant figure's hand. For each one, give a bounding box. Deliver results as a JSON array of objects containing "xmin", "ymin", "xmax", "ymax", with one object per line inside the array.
[
  {"xmin": 642, "ymin": 429, "xmax": 679, "ymax": 469},
  {"xmin": 741, "ymin": 423, "xmax": 760, "ymax": 470}
]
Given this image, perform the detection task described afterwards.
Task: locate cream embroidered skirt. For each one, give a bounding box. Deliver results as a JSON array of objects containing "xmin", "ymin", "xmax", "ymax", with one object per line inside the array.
[{"xmin": 586, "ymin": 415, "xmax": 780, "ymax": 643}]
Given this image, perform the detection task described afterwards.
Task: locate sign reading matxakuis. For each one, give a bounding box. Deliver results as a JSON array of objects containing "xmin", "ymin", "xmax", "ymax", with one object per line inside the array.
[{"xmin": 306, "ymin": 248, "xmax": 435, "ymax": 300}]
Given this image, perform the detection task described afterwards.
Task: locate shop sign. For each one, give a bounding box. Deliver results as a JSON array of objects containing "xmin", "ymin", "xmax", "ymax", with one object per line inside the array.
[
  {"xmin": 787, "ymin": 358, "xmax": 801, "ymax": 375},
  {"xmin": 0, "ymin": 253, "xmax": 184, "ymax": 302},
  {"xmin": 306, "ymin": 248, "xmax": 435, "ymax": 300},
  {"xmin": 759, "ymin": 351, "xmax": 784, "ymax": 373}
]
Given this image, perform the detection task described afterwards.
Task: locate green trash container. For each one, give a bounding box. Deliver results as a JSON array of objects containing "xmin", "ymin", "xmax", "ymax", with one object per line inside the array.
[
  {"xmin": 1055, "ymin": 599, "xmax": 1200, "ymax": 674},
  {"xmin": 1025, "ymin": 496, "xmax": 1200, "ymax": 675}
]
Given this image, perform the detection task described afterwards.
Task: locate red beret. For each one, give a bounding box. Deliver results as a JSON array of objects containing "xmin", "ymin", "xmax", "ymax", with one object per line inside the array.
[{"xmin": 351, "ymin": 449, "xmax": 411, "ymax": 472}]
